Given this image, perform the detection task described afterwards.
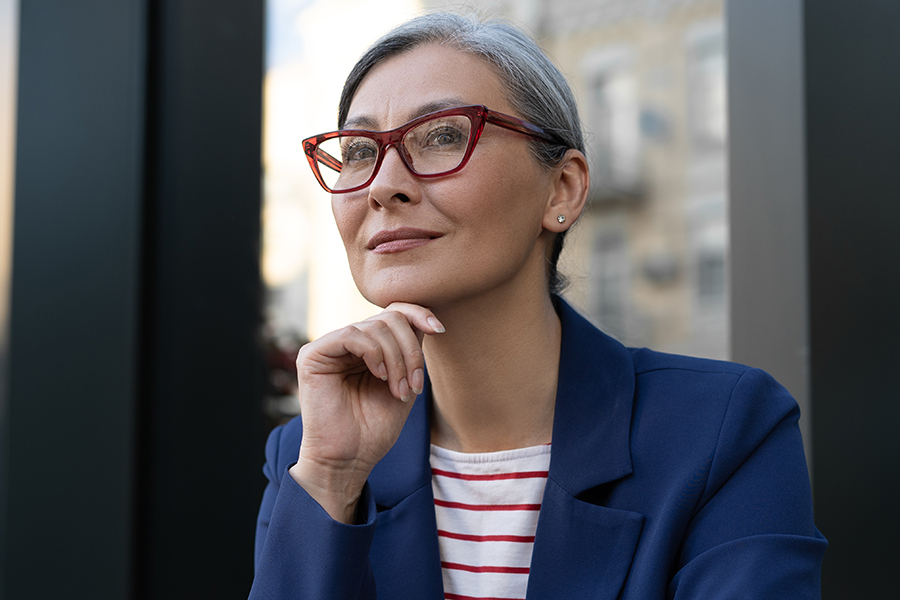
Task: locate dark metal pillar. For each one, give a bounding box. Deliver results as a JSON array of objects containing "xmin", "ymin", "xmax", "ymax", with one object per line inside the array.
[
  {"xmin": 804, "ymin": 1, "xmax": 900, "ymax": 596},
  {"xmin": 1, "ymin": 1, "xmax": 147, "ymax": 598},
  {"xmin": 1, "ymin": 1, "xmax": 266, "ymax": 598},
  {"xmin": 729, "ymin": 0, "xmax": 900, "ymax": 596},
  {"xmin": 137, "ymin": 1, "xmax": 267, "ymax": 597}
]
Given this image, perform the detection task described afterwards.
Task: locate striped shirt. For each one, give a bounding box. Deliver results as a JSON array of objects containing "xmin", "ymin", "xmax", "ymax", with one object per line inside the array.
[{"xmin": 430, "ymin": 443, "xmax": 551, "ymax": 600}]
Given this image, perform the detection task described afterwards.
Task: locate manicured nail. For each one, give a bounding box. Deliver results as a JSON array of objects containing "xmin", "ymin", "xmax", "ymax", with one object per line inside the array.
[
  {"xmin": 377, "ymin": 362, "xmax": 388, "ymax": 381},
  {"xmin": 427, "ymin": 316, "xmax": 445, "ymax": 333},
  {"xmin": 411, "ymin": 368, "xmax": 424, "ymax": 395},
  {"xmin": 398, "ymin": 377, "xmax": 411, "ymax": 402}
]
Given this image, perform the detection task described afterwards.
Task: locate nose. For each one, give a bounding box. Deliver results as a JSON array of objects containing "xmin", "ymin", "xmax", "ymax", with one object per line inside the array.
[{"xmin": 367, "ymin": 144, "xmax": 421, "ymax": 209}]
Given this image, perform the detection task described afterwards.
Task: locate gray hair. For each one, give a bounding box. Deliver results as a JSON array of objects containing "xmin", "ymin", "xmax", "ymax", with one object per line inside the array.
[{"xmin": 337, "ymin": 12, "xmax": 585, "ymax": 294}]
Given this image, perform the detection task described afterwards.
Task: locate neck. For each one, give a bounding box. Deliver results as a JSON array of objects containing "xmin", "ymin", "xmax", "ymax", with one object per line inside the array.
[{"xmin": 424, "ymin": 280, "xmax": 561, "ymax": 453}]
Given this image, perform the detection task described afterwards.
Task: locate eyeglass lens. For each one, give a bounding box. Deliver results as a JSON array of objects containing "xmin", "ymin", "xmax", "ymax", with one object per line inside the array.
[{"xmin": 316, "ymin": 114, "xmax": 474, "ymax": 192}]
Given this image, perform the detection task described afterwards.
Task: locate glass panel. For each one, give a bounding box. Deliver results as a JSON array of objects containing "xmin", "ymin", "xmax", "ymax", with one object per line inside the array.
[
  {"xmin": 0, "ymin": 0, "xmax": 19, "ymax": 355},
  {"xmin": 263, "ymin": 0, "xmax": 424, "ymax": 421},
  {"xmin": 261, "ymin": 0, "xmax": 729, "ymax": 420},
  {"xmin": 539, "ymin": 1, "xmax": 729, "ymax": 359}
]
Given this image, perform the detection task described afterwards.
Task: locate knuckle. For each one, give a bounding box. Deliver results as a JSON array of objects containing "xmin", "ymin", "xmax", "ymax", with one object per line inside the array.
[
  {"xmin": 342, "ymin": 324, "xmax": 362, "ymax": 336},
  {"xmin": 407, "ymin": 347, "xmax": 424, "ymax": 363},
  {"xmin": 382, "ymin": 309, "xmax": 408, "ymax": 325},
  {"xmin": 387, "ymin": 352, "xmax": 406, "ymax": 368},
  {"xmin": 295, "ymin": 343, "xmax": 313, "ymax": 365},
  {"xmin": 367, "ymin": 319, "xmax": 390, "ymax": 333},
  {"xmin": 295, "ymin": 347, "xmax": 315, "ymax": 380}
]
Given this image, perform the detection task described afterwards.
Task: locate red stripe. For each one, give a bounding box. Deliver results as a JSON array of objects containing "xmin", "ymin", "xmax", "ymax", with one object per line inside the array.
[
  {"xmin": 434, "ymin": 499, "xmax": 540, "ymax": 512},
  {"xmin": 431, "ymin": 468, "xmax": 549, "ymax": 481},
  {"xmin": 441, "ymin": 561, "xmax": 530, "ymax": 574},
  {"xmin": 445, "ymin": 594, "xmax": 525, "ymax": 600},
  {"xmin": 437, "ymin": 529, "xmax": 535, "ymax": 543}
]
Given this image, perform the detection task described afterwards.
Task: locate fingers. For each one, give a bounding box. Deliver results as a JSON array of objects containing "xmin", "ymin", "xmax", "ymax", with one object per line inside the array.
[
  {"xmin": 380, "ymin": 302, "xmax": 445, "ymax": 338},
  {"xmin": 361, "ymin": 318, "xmax": 417, "ymax": 401},
  {"xmin": 298, "ymin": 304, "xmax": 445, "ymax": 402},
  {"xmin": 297, "ymin": 324, "xmax": 390, "ymax": 383},
  {"xmin": 361, "ymin": 307, "xmax": 441, "ymax": 401}
]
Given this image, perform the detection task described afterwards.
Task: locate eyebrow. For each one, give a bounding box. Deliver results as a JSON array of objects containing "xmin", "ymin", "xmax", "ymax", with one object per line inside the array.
[{"xmin": 342, "ymin": 97, "xmax": 471, "ymax": 131}]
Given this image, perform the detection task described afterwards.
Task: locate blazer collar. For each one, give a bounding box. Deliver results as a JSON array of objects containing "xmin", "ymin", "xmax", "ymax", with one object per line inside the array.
[
  {"xmin": 549, "ymin": 297, "xmax": 635, "ymax": 495},
  {"xmin": 368, "ymin": 296, "xmax": 636, "ymax": 506}
]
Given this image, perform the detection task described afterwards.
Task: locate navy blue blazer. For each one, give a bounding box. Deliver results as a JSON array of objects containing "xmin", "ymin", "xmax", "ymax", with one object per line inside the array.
[{"xmin": 250, "ymin": 299, "xmax": 826, "ymax": 599}]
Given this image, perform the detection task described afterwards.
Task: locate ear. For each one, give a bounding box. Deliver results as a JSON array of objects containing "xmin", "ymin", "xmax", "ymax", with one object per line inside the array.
[{"xmin": 542, "ymin": 149, "xmax": 590, "ymax": 233}]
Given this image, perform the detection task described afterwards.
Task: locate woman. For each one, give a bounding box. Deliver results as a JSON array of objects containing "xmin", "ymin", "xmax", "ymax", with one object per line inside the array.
[{"xmin": 250, "ymin": 13, "xmax": 826, "ymax": 600}]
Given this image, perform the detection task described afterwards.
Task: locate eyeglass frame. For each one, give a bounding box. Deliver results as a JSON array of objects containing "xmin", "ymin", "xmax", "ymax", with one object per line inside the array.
[{"xmin": 301, "ymin": 105, "xmax": 565, "ymax": 194}]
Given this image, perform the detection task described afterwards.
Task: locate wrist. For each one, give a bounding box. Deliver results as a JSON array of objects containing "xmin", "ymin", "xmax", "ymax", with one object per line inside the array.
[{"xmin": 289, "ymin": 455, "xmax": 370, "ymax": 524}]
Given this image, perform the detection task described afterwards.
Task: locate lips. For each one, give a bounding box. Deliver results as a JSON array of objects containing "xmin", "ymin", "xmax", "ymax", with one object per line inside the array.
[{"xmin": 367, "ymin": 227, "xmax": 443, "ymax": 253}]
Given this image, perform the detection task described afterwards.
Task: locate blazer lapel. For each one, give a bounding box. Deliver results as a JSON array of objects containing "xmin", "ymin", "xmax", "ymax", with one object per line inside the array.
[
  {"xmin": 528, "ymin": 481, "xmax": 644, "ymax": 600},
  {"xmin": 527, "ymin": 300, "xmax": 645, "ymax": 599},
  {"xmin": 367, "ymin": 379, "xmax": 444, "ymax": 600}
]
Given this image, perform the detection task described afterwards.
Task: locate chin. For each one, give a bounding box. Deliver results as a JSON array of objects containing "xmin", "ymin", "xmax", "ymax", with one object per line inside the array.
[
  {"xmin": 364, "ymin": 288, "xmax": 443, "ymax": 310},
  {"xmin": 356, "ymin": 278, "xmax": 434, "ymax": 309},
  {"xmin": 356, "ymin": 270, "xmax": 472, "ymax": 310},
  {"xmin": 352, "ymin": 260, "xmax": 517, "ymax": 311}
]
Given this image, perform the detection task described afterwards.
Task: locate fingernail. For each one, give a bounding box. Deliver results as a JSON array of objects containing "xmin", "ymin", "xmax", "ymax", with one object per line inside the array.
[
  {"xmin": 399, "ymin": 377, "xmax": 410, "ymax": 402},
  {"xmin": 427, "ymin": 316, "xmax": 445, "ymax": 333},
  {"xmin": 411, "ymin": 368, "xmax": 424, "ymax": 395},
  {"xmin": 377, "ymin": 362, "xmax": 388, "ymax": 381}
]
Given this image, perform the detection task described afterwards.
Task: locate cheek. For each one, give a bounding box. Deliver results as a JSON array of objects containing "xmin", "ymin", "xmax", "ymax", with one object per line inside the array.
[
  {"xmin": 331, "ymin": 196, "xmax": 364, "ymax": 248},
  {"xmin": 435, "ymin": 171, "xmax": 550, "ymax": 282},
  {"xmin": 459, "ymin": 155, "xmax": 550, "ymax": 234}
]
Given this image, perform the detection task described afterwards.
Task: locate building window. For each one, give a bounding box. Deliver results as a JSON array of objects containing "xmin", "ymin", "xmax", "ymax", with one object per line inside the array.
[
  {"xmin": 686, "ymin": 23, "xmax": 727, "ymax": 153},
  {"xmin": 582, "ymin": 46, "xmax": 641, "ymax": 200}
]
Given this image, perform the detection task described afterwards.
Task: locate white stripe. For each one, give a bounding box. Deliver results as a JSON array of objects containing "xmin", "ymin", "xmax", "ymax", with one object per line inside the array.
[
  {"xmin": 438, "ymin": 536, "xmax": 534, "ymax": 568},
  {"xmin": 433, "ymin": 475, "xmax": 548, "ymax": 503},
  {"xmin": 434, "ymin": 507, "xmax": 540, "ymax": 538},
  {"xmin": 441, "ymin": 569, "xmax": 530, "ymax": 598}
]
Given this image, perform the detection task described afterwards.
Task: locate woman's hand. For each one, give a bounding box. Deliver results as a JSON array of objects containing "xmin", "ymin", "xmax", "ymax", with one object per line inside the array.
[{"xmin": 288, "ymin": 302, "xmax": 444, "ymax": 523}]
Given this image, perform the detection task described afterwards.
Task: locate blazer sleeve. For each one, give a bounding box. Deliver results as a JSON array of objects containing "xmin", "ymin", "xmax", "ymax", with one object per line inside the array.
[
  {"xmin": 669, "ymin": 368, "xmax": 827, "ymax": 599},
  {"xmin": 249, "ymin": 423, "xmax": 380, "ymax": 600}
]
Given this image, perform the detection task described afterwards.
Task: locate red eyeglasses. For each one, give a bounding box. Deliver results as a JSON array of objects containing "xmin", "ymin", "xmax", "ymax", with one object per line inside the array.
[{"xmin": 302, "ymin": 105, "xmax": 561, "ymax": 194}]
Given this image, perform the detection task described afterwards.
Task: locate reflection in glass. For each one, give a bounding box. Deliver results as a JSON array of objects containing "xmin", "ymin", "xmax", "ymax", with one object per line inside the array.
[{"xmin": 261, "ymin": 0, "xmax": 729, "ymax": 419}]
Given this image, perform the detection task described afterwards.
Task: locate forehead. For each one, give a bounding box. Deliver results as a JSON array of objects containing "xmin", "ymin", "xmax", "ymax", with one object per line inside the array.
[{"xmin": 345, "ymin": 44, "xmax": 512, "ymax": 130}]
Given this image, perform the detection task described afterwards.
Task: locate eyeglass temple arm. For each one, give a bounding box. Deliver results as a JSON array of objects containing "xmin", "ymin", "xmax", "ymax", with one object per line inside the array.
[
  {"xmin": 485, "ymin": 111, "xmax": 561, "ymax": 144},
  {"xmin": 315, "ymin": 146, "xmax": 342, "ymax": 173}
]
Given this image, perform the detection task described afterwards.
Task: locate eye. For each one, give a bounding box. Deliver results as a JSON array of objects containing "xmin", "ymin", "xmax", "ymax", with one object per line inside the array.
[
  {"xmin": 341, "ymin": 138, "xmax": 378, "ymax": 165},
  {"xmin": 423, "ymin": 126, "xmax": 465, "ymax": 148}
]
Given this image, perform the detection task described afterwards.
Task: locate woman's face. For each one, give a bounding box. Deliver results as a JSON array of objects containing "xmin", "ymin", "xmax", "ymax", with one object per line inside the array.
[{"xmin": 333, "ymin": 44, "xmax": 558, "ymax": 310}]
